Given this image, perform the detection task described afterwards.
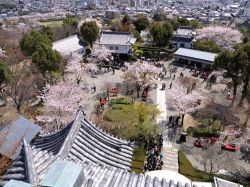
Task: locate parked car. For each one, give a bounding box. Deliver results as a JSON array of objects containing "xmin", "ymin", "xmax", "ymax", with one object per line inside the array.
[
  {"xmin": 194, "ymin": 138, "xmax": 208, "ymax": 149},
  {"xmin": 221, "ymin": 143, "xmax": 238, "ymax": 152}
]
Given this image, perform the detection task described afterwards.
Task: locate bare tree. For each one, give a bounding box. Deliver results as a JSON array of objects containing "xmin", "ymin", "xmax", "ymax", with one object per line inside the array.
[
  {"xmin": 60, "ymin": 55, "xmax": 70, "ymax": 80},
  {"xmin": 201, "ymin": 144, "xmax": 234, "ymax": 173},
  {"xmin": 7, "ymin": 63, "xmax": 35, "ymax": 113},
  {"xmin": 0, "ymin": 29, "xmax": 26, "ymax": 65}
]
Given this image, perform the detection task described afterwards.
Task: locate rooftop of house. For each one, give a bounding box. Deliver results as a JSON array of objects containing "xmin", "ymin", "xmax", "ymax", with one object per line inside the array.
[
  {"xmin": 99, "ymin": 31, "xmax": 136, "ymax": 46},
  {"xmin": 175, "ymin": 26, "xmax": 196, "ymax": 38},
  {"xmin": 0, "ymin": 116, "xmax": 40, "ymax": 160},
  {"xmin": 0, "ymin": 108, "xmax": 243, "ymax": 187},
  {"xmin": 174, "ymin": 48, "xmax": 218, "ymax": 62}
]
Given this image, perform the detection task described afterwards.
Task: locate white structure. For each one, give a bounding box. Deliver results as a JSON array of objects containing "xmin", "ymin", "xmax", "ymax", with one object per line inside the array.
[
  {"xmin": 99, "ymin": 31, "xmax": 136, "ymax": 54},
  {"xmin": 80, "ymin": 0, "xmax": 96, "ymax": 5},
  {"xmin": 174, "ymin": 48, "xmax": 217, "ymax": 68},
  {"xmin": 146, "ymin": 170, "xmax": 191, "ymax": 186},
  {"xmin": 170, "ymin": 26, "xmax": 196, "ymax": 49},
  {"xmin": 146, "ymin": 171, "xmax": 243, "ymax": 187},
  {"xmin": 53, "ymin": 35, "xmax": 85, "ymax": 56}
]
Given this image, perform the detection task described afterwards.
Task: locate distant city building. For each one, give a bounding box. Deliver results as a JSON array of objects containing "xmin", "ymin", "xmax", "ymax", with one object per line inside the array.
[
  {"xmin": 80, "ymin": 0, "xmax": 96, "ymax": 5},
  {"xmin": 99, "ymin": 31, "xmax": 136, "ymax": 54},
  {"xmin": 105, "ymin": 9, "xmax": 121, "ymax": 20},
  {"xmin": 170, "ymin": 26, "xmax": 196, "ymax": 49}
]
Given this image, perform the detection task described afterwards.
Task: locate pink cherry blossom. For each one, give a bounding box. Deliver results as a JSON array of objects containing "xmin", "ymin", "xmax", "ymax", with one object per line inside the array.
[
  {"xmin": 85, "ymin": 63, "xmax": 99, "ymax": 74},
  {"xmin": 123, "ymin": 61, "xmax": 162, "ymax": 84},
  {"xmin": 37, "ymin": 80, "xmax": 91, "ymax": 131},
  {"xmin": 167, "ymin": 85, "xmax": 204, "ymax": 115},
  {"xmin": 90, "ymin": 45, "xmax": 114, "ymax": 64},
  {"xmin": 196, "ymin": 26, "xmax": 242, "ymax": 50}
]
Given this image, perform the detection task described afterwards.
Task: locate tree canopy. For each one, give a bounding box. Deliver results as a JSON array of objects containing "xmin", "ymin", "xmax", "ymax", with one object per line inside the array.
[
  {"xmin": 132, "ymin": 30, "xmax": 144, "ymax": 43},
  {"xmin": 0, "ymin": 60, "xmax": 12, "ymax": 89},
  {"xmin": 215, "ymin": 49, "xmax": 247, "ymax": 98},
  {"xmin": 196, "ymin": 26, "xmax": 242, "ymax": 50},
  {"xmin": 152, "ymin": 12, "xmax": 166, "ymax": 22},
  {"xmin": 63, "ymin": 17, "xmax": 78, "ymax": 29},
  {"xmin": 20, "ymin": 31, "xmax": 52, "ymax": 56},
  {"xmin": 79, "ymin": 21, "xmax": 99, "ymax": 48},
  {"xmin": 40, "ymin": 26, "xmax": 54, "ymax": 41},
  {"xmin": 150, "ymin": 22, "xmax": 173, "ymax": 47},
  {"xmin": 237, "ymin": 43, "xmax": 250, "ymax": 105},
  {"xmin": 104, "ymin": 101, "xmax": 160, "ymax": 142},
  {"xmin": 193, "ymin": 39, "xmax": 221, "ymax": 53},
  {"xmin": 32, "ymin": 43, "xmax": 62, "ymax": 74},
  {"xmin": 133, "ymin": 16, "xmax": 150, "ymax": 33},
  {"xmin": 170, "ymin": 18, "xmax": 190, "ymax": 30},
  {"xmin": 239, "ymin": 27, "xmax": 250, "ymax": 43}
]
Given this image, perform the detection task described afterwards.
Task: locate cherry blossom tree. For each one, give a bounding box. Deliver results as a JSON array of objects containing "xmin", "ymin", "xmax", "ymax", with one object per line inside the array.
[
  {"xmin": 167, "ymin": 85, "xmax": 205, "ymax": 126},
  {"xmin": 196, "ymin": 26, "xmax": 242, "ymax": 50},
  {"xmin": 85, "ymin": 63, "xmax": 99, "ymax": 75},
  {"xmin": 90, "ymin": 45, "xmax": 113, "ymax": 65},
  {"xmin": 123, "ymin": 61, "xmax": 162, "ymax": 84},
  {"xmin": 37, "ymin": 81, "xmax": 91, "ymax": 132},
  {"xmin": 221, "ymin": 128, "xmax": 243, "ymax": 138}
]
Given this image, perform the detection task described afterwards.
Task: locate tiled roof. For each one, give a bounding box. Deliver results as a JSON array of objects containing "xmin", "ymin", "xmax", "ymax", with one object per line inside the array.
[
  {"xmin": 0, "ymin": 108, "xmax": 240, "ymax": 187},
  {"xmin": 174, "ymin": 48, "xmax": 217, "ymax": 62},
  {"xmin": 0, "ymin": 108, "xmax": 134, "ymax": 186},
  {"xmin": 99, "ymin": 31, "xmax": 136, "ymax": 46},
  {"xmin": 0, "ymin": 116, "xmax": 41, "ymax": 160},
  {"xmin": 0, "ymin": 141, "xmax": 31, "ymax": 186}
]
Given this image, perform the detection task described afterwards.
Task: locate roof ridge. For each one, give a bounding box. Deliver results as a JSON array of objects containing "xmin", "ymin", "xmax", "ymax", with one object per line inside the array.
[
  {"xmin": 57, "ymin": 107, "xmax": 84, "ymax": 159},
  {"xmin": 23, "ymin": 139, "xmax": 35, "ymax": 185}
]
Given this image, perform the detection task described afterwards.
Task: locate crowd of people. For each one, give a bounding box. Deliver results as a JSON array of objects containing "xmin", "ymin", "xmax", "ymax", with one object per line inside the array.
[
  {"xmin": 144, "ymin": 134, "xmax": 164, "ymax": 172},
  {"xmin": 168, "ymin": 115, "xmax": 181, "ymax": 126}
]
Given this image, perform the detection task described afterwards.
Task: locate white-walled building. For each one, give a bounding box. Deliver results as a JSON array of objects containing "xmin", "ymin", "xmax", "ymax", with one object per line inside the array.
[
  {"xmin": 174, "ymin": 48, "xmax": 217, "ymax": 69},
  {"xmin": 99, "ymin": 31, "xmax": 136, "ymax": 54},
  {"xmin": 170, "ymin": 26, "xmax": 196, "ymax": 49}
]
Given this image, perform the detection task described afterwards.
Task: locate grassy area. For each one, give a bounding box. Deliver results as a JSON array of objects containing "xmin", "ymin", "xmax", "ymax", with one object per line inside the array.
[
  {"xmin": 131, "ymin": 144, "xmax": 146, "ymax": 174},
  {"xmin": 178, "ymin": 150, "xmax": 215, "ymax": 182},
  {"xmin": 102, "ymin": 98, "xmax": 159, "ymax": 141},
  {"xmin": 104, "ymin": 98, "xmax": 137, "ymax": 123},
  {"xmin": 40, "ymin": 20, "xmax": 64, "ymax": 27}
]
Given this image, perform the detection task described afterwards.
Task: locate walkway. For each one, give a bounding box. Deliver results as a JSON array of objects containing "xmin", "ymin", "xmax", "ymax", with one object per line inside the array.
[
  {"xmin": 155, "ymin": 81, "xmax": 179, "ymax": 172},
  {"xmin": 156, "ymin": 81, "xmax": 167, "ymax": 124}
]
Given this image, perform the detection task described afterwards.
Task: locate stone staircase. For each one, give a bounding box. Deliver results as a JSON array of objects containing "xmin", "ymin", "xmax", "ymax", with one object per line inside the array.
[{"xmin": 161, "ymin": 146, "xmax": 179, "ymax": 172}]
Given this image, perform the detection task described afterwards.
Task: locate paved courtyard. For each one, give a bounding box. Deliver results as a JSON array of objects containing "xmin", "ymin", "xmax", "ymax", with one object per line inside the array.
[
  {"xmin": 51, "ymin": 36, "xmax": 250, "ymax": 174},
  {"xmin": 154, "ymin": 61, "xmax": 250, "ymax": 173}
]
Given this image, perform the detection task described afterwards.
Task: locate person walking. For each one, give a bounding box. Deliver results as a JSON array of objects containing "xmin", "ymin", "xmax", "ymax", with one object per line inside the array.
[
  {"xmin": 169, "ymin": 82, "xmax": 172, "ymax": 89},
  {"xmin": 169, "ymin": 115, "xmax": 173, "ymax": 124},
  {"xmin": 180, "ymin": 72, "xmax": 184, "ymax": 78},
  {"xmin": 173, "ymin": 74, "xmax": 175, "ymax": 80}
]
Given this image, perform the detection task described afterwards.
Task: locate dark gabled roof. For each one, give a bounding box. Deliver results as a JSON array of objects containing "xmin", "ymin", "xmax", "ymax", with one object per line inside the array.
[
  {"xmin": 0, "ymin": 140, "xmax": 33, "ymax": 187},
  {"xmin": 0, "ymin": 108, "xmax": 134, "ymax": 186},
  {"xmin": 0, "ymin": 116, "xmax": 40, "ymax": 160},
  {"xmin": 0, "ymin": 107, "xmax": 243, "ymax": 187}
]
